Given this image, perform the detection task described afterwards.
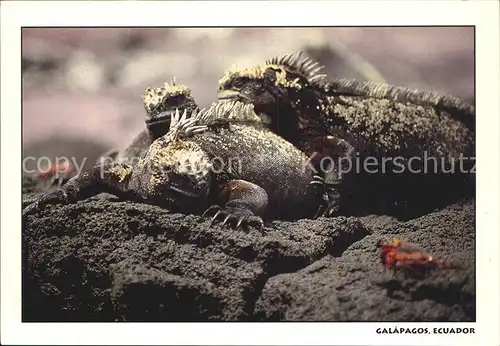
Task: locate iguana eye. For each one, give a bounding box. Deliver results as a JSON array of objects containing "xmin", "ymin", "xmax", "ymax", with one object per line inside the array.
[{"xmin": 231, "ymin": 77, "xmax": 248, "ymax": 89}]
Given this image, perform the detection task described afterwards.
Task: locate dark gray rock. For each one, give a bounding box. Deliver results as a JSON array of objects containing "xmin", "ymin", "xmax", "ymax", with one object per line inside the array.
[
  {"xmin": 22, "ymin": 191, "xmax": 371, "ymax": 321},
  {"xmin": 22, "ymin": 188, "xmax": 474, "ymax": 321}
]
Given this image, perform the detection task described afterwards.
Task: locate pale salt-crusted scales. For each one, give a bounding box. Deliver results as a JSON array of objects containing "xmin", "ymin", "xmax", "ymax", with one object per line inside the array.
[
  {"xmin": 324, "ymin": 96, "xmax": 473, "ymax": 159},
  {"xmin": 164, "ymin": 101, "xmax": 262, "ymax": 143},
  {"xmin": 323, "ymin": 79, "xmax": 475, "ymax": 120},
  {"xmin": 221, "ymin": 50, "xmax": 474, "ymax": 120},
  {"xmin": 141, "ymin": 92, "xmax": 266, "ymax": 189},
  {"xmin": 101, "ymin": 80, "xmax": 199, "ymax": 167},
  {"xmin": 24, "ymin": 90, "xmax": 321, "ymax": 223},
  {"xmin": 219, "ymin": 51, "xmax": 327, "ymax": 90}
]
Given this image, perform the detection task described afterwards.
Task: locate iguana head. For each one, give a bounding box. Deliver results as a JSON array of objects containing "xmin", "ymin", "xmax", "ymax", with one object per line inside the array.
[
  {"xmin": 145, "ymin": 101, "xmax": 260, "ymax": 211},
  {"xmin": 217, "ymin": 51, "xmax": 328, "ymax": 141},
  {"xmin": 142, "ymin": 79, "xmax": 199, "ymax": 140}
]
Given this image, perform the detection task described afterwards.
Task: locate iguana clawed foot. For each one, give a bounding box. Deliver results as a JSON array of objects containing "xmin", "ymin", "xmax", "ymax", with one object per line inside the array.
[{"xmin": 202, "ymin": 204, "xmax": 264, "ymax": 230}]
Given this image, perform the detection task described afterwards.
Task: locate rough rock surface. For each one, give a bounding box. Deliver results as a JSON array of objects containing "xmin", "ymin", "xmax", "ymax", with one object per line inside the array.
[
  {"xmin": 254, "ymin": 201, "xmax": 475, "ymax": 321},
  {"xmin": 22, "ymin": 183, "xmax": 475, "ymax": 321}
]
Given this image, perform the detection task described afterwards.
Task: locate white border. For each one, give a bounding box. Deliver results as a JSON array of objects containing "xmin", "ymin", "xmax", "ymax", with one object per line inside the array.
[{"xmin": 2, "ymin": 1, "xmax": 499, "ymax": 345}]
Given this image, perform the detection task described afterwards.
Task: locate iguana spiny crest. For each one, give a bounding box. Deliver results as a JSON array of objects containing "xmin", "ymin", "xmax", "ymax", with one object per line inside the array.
[
  {"xmin": 165, "ymin": 100, "xmax": 262, "ymax": 142},
  {"xmin": 146, "ymin": 100, "xmax": 265, "ymax": 193}
]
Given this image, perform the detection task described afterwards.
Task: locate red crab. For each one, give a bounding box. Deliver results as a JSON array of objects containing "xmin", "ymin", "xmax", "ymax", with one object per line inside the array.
[{"xmin": 379, "ymin": 238, "xmax": 457, "ymax": 273}]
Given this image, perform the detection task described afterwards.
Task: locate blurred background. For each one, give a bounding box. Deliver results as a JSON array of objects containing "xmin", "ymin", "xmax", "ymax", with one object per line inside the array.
[{"xmin": 22, "ymin": 27, "xmax": 474, "ymax": 171}]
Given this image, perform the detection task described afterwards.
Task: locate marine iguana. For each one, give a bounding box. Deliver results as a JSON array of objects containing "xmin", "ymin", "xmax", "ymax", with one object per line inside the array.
[
  {"xmin": 217, "ymin": 51, "xmax": 475, "ymax": 218},
  {"xmin": 98, "ymin": 79, "xmax": 199, "ymax": 165},
  {"xmin": 23, "ymin": 101, "xmax": 322, "ymax": 229},
  {"xmin": 27, "ymin": 80, "xmax": 199, "ymax": 193}
]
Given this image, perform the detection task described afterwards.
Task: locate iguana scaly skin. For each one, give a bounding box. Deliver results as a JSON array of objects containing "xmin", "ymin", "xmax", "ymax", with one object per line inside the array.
[
  {"xmin": 98, "ymin": 79, "xmax": 199, "ymax": 165},
  {"xmin": 217, "ymin": 51, "xmax": 475, "ymax": 218},
  {"xmin": 23, "ymin": 101, "xmax": 321, "ymax": 229}
]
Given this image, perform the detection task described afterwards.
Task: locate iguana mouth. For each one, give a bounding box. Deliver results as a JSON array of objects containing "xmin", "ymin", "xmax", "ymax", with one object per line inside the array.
[{"xmin": 145, "ymin": 110, "xmax": 177, "ymax": 126}]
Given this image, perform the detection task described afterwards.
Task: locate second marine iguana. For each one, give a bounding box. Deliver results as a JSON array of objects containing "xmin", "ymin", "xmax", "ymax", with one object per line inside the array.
[
  {"xmin": 28, "ymin": 80, "xmax": 199, "ymax": 194},
  {"xmin": 217, "ymin": 51, "xmax": 475, "ymax": 218},
  {"xmin": 23, "ymin": 101, "xmax": 322, "ymax": 229},
  {"xmin": 98, "ymin": 79, "xmax": 199, "ymax": 165}
]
